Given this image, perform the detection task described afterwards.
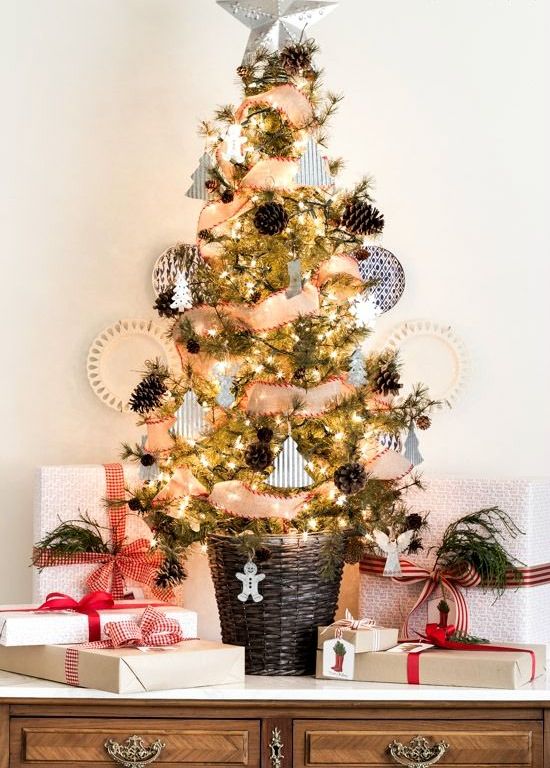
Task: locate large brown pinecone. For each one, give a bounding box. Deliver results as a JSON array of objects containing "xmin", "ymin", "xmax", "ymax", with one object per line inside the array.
[
  {"xmin": 280, "ymin": 42, "xmax": 312, "ymax": 74},
  {"xmin": 128, "ymin": 374, "xmax": 166, "ymax": 414},
  {"xmin": 373, "ymin": 361, "xmax": 402, "ymax": 396},
  {"xmin": 244, "ymin": 442, "xmax": 274, "ymax": 471},
  {"xmin": 155, "ymin": 557, "xmax": 187, "ymax": 588},
  {"xmin": 343, "ymin": 535, "xmax": 367, "ymax": 565},
  {"xmin": 154, "ymin": 287, "xmax": 178, "ymax": 318},
  {"xmin": 334, "ymin": 462, "xmax": 368, "ymax": 495},
  {"xmin": 341, "ymin": 200, "xmax": 385, "ymax": 236},
  {"xmin": 253, "ymin": 202, "xmax": 289, "ymax": 236}
]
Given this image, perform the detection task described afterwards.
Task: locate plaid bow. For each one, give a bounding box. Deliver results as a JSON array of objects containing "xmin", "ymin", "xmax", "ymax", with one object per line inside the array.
[{"xmin": 87, "ymin": 606, "xmax": 185, "ymax": 649}]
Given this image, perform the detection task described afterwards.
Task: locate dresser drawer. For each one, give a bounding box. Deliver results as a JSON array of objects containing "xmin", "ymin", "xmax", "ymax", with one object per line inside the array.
[
  {"xmin": 10, "ymin": 718, "xmax": 260, "ymax": 767},
  {"xmin": 294, "ymin": 719, "xmax": 543, "ymax": 768}
]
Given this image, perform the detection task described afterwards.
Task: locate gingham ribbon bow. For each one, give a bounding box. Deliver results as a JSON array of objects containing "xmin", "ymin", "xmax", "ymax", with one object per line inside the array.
[
  {"xmin": 88, "ymin": 606, "xmax": 185, "ymax": 649},
  {"xmin": 360, "ymin": 556, "xmax": 481, "ymax": 640}
]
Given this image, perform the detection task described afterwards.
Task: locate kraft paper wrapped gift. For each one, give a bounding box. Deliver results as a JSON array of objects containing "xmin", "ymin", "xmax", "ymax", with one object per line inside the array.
[
  {"xmin": 318, "ymin": 624, "xmax": 398, "ymax": 653},
  {"xmin": 33, "ymin": 464, "xmax": 162, "ymax": 602},
  {"xmin": 0, "ymin": 640, "xmax": 245, "ymax": 693},
  {"xmin": 359, "ymin": 476, "xmax": 550, "ymax": 644},
  {"xmin": 316, "ymin": 642, "xmax": 547, "ymax": 689},
  {"xmin": 0, "ymin": 601, "xmax": 198, "ymax": 646}
]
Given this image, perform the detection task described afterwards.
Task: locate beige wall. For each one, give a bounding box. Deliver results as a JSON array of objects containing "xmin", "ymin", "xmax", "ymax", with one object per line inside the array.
[{"xmin": 3, "ymin": 1, "xmax": 549, "ymax": 627}]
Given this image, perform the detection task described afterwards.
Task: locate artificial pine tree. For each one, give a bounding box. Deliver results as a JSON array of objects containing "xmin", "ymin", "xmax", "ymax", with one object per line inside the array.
[{"xmin": 123, "ymin": 29, "xmax": 439, "ymax": 577}]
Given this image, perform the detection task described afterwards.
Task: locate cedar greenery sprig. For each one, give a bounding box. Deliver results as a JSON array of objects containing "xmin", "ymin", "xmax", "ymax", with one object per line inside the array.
[
  {"xmin": 448, "ymin": 629, "xmax": 489, "ymax": 644},
  {"xmin": 32, "ymin": 512, "xmax": 110, "ymax": 561},
  {"xmin": 435, "ymin": 507, "xmax": 524, "ymax": 594}
]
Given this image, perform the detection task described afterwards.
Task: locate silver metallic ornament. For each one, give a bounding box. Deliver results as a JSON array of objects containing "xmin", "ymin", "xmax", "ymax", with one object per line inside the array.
[{"xmin": 217, "ymin": 0, "xmax": 339, "ymax": 63}]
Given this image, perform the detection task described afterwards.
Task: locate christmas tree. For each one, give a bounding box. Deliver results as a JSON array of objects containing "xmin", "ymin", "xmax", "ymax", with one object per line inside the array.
[{"xmin": 122, "ymin": 14, "xmax": 438, "ymax": 588}]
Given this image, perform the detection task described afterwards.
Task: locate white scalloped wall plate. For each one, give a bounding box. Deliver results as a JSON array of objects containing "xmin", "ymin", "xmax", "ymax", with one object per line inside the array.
[
  {"xmin": 382, "ymin": 319, "xmax": 469, "ymax": 405},
  {"xmin": 87, "ymin": 319, "xmax": 181, "ymax": 412}
]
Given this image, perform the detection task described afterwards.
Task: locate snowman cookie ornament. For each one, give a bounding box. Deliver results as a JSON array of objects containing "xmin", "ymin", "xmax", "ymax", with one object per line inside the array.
[{"xmin": 236, "ymin": 558, "xmax": 265, "ymax": 603}]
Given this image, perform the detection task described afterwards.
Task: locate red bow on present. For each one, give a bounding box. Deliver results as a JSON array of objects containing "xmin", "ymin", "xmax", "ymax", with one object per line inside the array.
[
  {"xmin": 33, "ymin": 464, "xmax": 170, "ymax": 600},
  {"xmin": 90, "ymin": 607, "xmax": 185, "ymax": 649},
  {"xmin": 37, "ymin": 590, "xmax": 115, "ymax": 614},
  {"xmin": 405, "ymin": 622, "xmax": 537, "ymax": 685}
]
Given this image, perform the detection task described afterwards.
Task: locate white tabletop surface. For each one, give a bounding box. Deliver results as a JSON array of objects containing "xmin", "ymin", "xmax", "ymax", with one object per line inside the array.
[{"xmin": 0, "ymin": 669, "xmax": 549, "ymax": 701}]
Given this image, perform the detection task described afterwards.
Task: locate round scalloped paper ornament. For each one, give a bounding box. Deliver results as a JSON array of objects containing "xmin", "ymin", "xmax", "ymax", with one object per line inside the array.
[
  {"xmin": 87, "ymin": 319, "xmax": 181, "ymax": 412},
  {"xmin": 382, "ymin": 319, "xmax": 468, "ymax": 406}
]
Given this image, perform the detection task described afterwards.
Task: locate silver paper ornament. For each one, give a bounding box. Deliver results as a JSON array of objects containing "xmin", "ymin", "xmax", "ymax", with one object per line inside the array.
[
  {"xmin": 348, "ymin": 348, "xmax": 366, "ymax": 387},
  {"xmin": 295, "ymin": 137, "xmax": 334, "ymax": 186},
  {"xmin": 286, "ymin": 258, "xmax": 303, "ymax": 298},
  {"xmin": 173, "ymin": 390, "xmax": 205, "ymax": 441},
  {"xmin": 403, "ymin": 424, "xmax": 423, "ymax": 466},
  {"xmin": 185, "ymin": 153, "xmax": 214, "ymax": 200},
  {"xmin": 266, "ymin": 435, "xmax": 313, "ymax": 488}
]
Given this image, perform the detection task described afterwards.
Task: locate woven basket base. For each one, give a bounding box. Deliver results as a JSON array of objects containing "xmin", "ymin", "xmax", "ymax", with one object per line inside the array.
[{"xmin": 208, "ymin": 533, "xmax": 344, "ymax": 675}]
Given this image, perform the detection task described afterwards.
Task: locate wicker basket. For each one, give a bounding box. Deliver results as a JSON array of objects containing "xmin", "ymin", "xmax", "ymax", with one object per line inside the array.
[{"xmin": 207, "ymin": 533, "xmax": 345, "ymax": 675}]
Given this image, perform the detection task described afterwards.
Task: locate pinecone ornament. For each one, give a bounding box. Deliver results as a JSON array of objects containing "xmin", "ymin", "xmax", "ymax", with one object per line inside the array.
[
  {"xmin": 404, "ymin": 512, "xmax": 424, "ymax": 531},
  {"xmin": 221, "ymin": 189, "xmax": 234, "ymax": 203},
  {"xmin": 254, "ymin": 545, "xmax": 272, "ymax": 563},
  {"xmin": 154, "ymin": 288, "xmax": 179, "ymax": 318},
  {"xmin": 333, "ymin": 462, "xmax": 368, "ymax": 495},
  {"xmin": 253, "ymin": 202, "xmax": 289, "ymax": 235},
  {"xmin": 341, "ymin": 200, "xmax": 385, "ymax": 236},
  {"xmin": 140, "ymin": 453, "xmax": 156, "ymax": 467},
  {"xmin": 155, "ymin": 557, "xmax": 187, "ymax": 589},
  {"xmin": 280, "ymin": 42, "xmax": 312, "ymax": 74},
  {"xmin": 344, "ymin": 535, "xmax": 367, "ymax": 565},
  {"xmin": 244, "ymin": 441, "xmax": 273, "ymax": 471},
  {"xmin": 256, "ymin": 426, "xmax": 273, "ymax": 443},
  {"xmin": 129, "ymin": 374, "xmax": 167, "ymax": 414},
  {"xmin": 128, "ymin": 497, "xmax": 143, "ymax": 512},
  {"xmin": 373, "ymin": 360, "xmax": 402, "ymax": 396},
  {"xmin": 416, "ymin": 414, "xmax": 432, "ymax": 430},
  {"xmin": 186, "ymin": 338, "xmax": 201, "ymax": 354}
]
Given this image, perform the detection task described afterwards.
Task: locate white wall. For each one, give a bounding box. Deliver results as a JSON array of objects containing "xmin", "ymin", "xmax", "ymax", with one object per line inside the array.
[{"xmin": 2, "ymin": 0, "xmax": 549, "ymax": 611}]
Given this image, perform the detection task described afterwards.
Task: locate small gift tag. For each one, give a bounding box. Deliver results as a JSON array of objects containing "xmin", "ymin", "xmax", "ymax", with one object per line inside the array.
[
  {"xmin": 386, "ymin": 642, "xmax": 434, "ymax": 654},
  {"xmin": 286, "ymin": 258, "xmax": 302, "ymax": 299},
  {"xmin": 322, "ymin": 637, "xmax": 355, "ymax": 680}
]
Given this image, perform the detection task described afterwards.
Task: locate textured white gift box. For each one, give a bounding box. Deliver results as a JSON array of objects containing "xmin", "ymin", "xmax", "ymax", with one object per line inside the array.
[
  {"xmin": 33, "ymin": 465, "xmax": 157, "ymax": 603},
  {"xmin": 0, "ymin": 601, "xmax": 197, "ymax": 646},
  {"xmin": 359, "ymin": 477, "xmax": 550, "ymax": 644}
]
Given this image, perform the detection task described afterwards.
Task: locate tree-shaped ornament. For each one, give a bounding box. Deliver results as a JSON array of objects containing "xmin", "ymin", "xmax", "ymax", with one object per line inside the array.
[
  {"xmin": 403, "ymin": 423, "xmax": 423, "ymax": 466},
  {"xmin": 170, "ymin": 271, "xmax": 193, "ymax": 311},
  {"xmin": 185, "ymin": 153, "xmax": 215, "ymax": 200},
  {"xmin": 173, "ymin": 390, "xmax": 205, "ymax": 440},
  {"xmin": 267, "ymin": 435, "xmax": 314, "ymax": 489},
  {"xmin": 138, "ymin": 436, "xmax": 159, "ymax": 482},
  {"xmin": 348, "ymin": 347, "xmax": 366, "ymax": 387},
  {"xmin": 295, "ymin": 137, "xmax": 334, "ymax": 187}
]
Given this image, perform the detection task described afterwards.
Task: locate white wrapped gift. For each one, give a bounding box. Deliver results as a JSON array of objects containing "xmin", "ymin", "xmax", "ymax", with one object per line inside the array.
[
  {"xmin": 359, "ymin": 477, "xmax": 550, "ymax": 645},
  {"xmin": 33, "ymin": 464, "xmax": 160, "ymax": 603},
  {"xmin": 0, "ymin": 600, "xmax": 197, "ymax": 646}
]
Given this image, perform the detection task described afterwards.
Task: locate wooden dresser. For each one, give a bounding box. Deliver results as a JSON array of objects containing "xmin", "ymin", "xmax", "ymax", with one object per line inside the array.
[{"xmin": 1, "ymin": 672, "xmax": 549, "ymax": 767}]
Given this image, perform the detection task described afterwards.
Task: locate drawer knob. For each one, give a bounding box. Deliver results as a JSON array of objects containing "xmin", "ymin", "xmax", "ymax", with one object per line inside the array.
[
  {"xmin": 104, "ymin": 735, "xmax": 166, "ymax": 767},
  {"xmin": 387, "ymin": 735, "xmax": 450, "ymax": 768}
]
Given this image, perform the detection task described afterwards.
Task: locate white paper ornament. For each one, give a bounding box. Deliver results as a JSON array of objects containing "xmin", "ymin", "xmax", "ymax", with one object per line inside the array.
[
  {"xmin": 266, "ymin": 435, "xmax": 313, "ymax": 488},
  {"xmin": 348, "ymin": 348, "xmax": 366, "ymax": 387},
  {"xmin": 170, "ymin": 271, "xmax": 193, "ymax": 311},
  {"xmin": 295, "ymin": 138, "xmax": 334, "ymax": 186},
  {"xmin": 185, "ymin": 153, "xmax": 215, "ymax": 200},
  {"xmin": 215, "ymin": 362, "xmax": 237, "ymax": 408},
  {"xmin": 236, "ymin": 559, "xmax": 265, "ymax": 603},
  {"xmin": 286, "ymin": 258, "xmax": 302, "ymax": 299},
  {"xmin": 173, "ymin": 390, "xmax": 205, "ymax": 440},
  {"xmin": 222, "ymin": 124, "xmax": 248, "ymax": 163}
]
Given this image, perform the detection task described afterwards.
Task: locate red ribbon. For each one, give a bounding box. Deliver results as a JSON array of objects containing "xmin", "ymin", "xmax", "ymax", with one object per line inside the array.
[
  {"xmin": 33, "ymin": 464, "xmax": 171, "ymax": 601},
  {"xmin": 406, "ymin": 623, "xmax": 536, "ymax": 685},
  {"xmin": 91, "ymin": 606, "xmax": 186, "ymax": 649}
]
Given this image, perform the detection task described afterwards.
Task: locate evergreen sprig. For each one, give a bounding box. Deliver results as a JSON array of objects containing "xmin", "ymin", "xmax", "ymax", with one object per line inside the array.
[
  {"xmin": 435, "ymin": 507, "xmax": 524, "ymax": 593},
  {"xmin": 33, "ymin": 512, "xmax": 110, "ymax": 559}
]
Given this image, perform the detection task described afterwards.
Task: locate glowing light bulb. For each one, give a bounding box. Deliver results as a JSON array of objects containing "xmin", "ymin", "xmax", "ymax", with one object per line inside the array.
[
  {"xmin": 308, "ymin": 518, "xmax": 318, "ymax": 530},
  {"xmin": 336, "ymin": 496, "xmax": 347, "ymax": 508},
  {"xmin": 200, "ymin": 543, "xmax": 208, "ymax": 554},
  {"xmin": 334, "ymin": 431, "xmax": 344, "ymax": 442},
  {"xmin": 227, "ymin": 460, "xmax": 237, "ymax": 470}
]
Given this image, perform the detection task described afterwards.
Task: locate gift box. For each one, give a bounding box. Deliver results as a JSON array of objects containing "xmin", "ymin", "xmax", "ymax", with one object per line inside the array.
[
  {"xmin": 0, "ymin": 639, "xmax": 244, "ymax": 693},
  {"xmin": 33, "ymin": 464, "xmax": 161, "ymax": 602},
  {"xmin": 0, "ymin": 599, "xmax": 197, "ymax": 647},
  {"xmin": 359, "ymin": 476, "xmax": 550, "ymax": 644},
  {"xmin": 316, "ymin": 642, "xmax": 547, "ymax": 689},
  {"xmin": 318, "ymin": 622, "xmax": 398, "ymax": 653}
]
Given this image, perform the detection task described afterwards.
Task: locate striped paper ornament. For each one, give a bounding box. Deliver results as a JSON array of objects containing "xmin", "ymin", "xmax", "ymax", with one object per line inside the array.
[
  {"xmin": 173, "ymin": 390, "xmax": 205, "ymax": 440},
  {"xmin": 185, "ymin": 153, "xmax": 214, "ymax": 200},
  {"xmin": 403, "ymin": 424, "xmax": 423, "ymax": 466},
  {"xmin": 295, "ymin": 138, "xmax": 334, "ymax": 187},
  {"xmin": 266, "ymin": 436, "xmax": 313, "ymax": 489}
]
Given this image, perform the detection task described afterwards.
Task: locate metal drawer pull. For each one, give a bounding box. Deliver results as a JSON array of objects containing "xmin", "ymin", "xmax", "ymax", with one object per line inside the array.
[
  {"xmin": 105, "ymin": 735, "xmax": 166, "ymax": 767},
  {"xmin": 269, "ymin": 726, "xmax": 284, "ymax": 768},
  {"xmin": 388, "ymin": 735, "xmax": 450, "ymax": 768}
]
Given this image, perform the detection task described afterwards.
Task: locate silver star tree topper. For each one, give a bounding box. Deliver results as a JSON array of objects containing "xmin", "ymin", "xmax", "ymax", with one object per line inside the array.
[{"xmin": 217, "ymin": 0, "xmax": 339, "ymax": 63}]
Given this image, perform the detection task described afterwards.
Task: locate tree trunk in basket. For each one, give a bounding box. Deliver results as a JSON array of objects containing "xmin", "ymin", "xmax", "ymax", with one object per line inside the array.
[{"xmin": 207, "ymin": 533, "xmax": 345, "ymax": 676}]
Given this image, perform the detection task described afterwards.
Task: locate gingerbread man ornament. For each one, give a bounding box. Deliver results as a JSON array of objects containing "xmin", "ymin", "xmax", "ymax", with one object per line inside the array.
[{"xmin": 236, "ymin": 560, "xmax": 265, "ymax": 603}]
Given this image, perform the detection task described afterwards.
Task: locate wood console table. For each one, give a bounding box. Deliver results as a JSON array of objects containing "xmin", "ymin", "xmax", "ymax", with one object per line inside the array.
[{"xmin": 1, "ymin": 671, "xmax": 549, "ymax": 767}]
